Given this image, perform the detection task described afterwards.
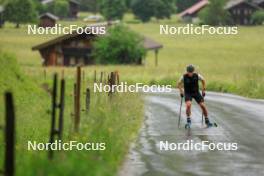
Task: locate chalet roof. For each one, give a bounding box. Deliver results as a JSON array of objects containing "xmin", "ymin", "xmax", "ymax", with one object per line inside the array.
[
  {"xmin": 225, "ymin": 0, "xmax": 261, "ymax": 10},
  {"xmin": 69, "ymin": 0, "xmax": 80, "ymax": 5},
  {"xmin": 253, "ymin": 0, "xmax": 264, "ymax": 4},
  {"xmin": 39, "ymin": 13, "xmax": 59, "ymax": 21},
  {"xmin": 41, "ymin": 0, "xmax": 54, "ymax": 5},
  {"xmin": 32, "ymin": 22, "xmax": 163, "ymax": 51},
  {"xmin": 179, "ymin": 0, "xmax": 209, "ymax": 17},
  {"xmin": 143, "ymin": 37, "xmax": 163, "ymax": 50},
  {"xmin": 0, "ymin": 6, "xmax": 4, "ymax": 13}
]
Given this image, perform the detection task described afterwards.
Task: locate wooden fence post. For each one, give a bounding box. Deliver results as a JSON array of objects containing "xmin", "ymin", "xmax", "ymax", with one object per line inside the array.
[
  {"xmin": 104, "ymin": 72, "xmax": 107, "ymax": 84},
  {"xmin": 100, "ymin": 72, "xmax": 103, "ymax": 83},
  {"xmin": 86, "ymin": 88, "xmax": 90, "ymax": 112},
  {"xmin": 115, "ymin": 71, "xmax": 119, "ymax": 85},
  {"xmin": 74, "ymin": 67, "xmax": 81, "ymax": 132},
  {"xmin": 94, "ymin": 70, "xmax": 97, "ymax": 83},
  {"xmin": 4, "ymin": 92, "xmax": 15, "ymax": 176},
  {"xmin": 48, "ymin": 74, "xmax": 57, "ymax": 159},
  {"xmin": 48, "ymin": 74, "xmax": 65, "ymax": 159},
  {"xmin": 58, "ymin": 79, "xmax": 65, "ymax": 140}
]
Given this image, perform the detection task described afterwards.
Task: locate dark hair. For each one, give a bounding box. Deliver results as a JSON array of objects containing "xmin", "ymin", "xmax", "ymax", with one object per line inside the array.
[{"xmin": 186, "ymin": 65, "xmax": 195, "ymax": 73}]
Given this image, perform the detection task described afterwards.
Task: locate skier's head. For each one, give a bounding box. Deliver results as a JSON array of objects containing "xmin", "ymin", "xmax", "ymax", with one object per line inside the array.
[{"xmin": 186, "ymin": 64, "xmax": 195, "ymax": 76}]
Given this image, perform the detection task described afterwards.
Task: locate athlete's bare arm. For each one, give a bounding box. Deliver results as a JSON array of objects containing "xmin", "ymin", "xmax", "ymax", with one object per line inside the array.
[{"xmin": 177, "ymin": 76, "xmax": 184, "ymax": 95}]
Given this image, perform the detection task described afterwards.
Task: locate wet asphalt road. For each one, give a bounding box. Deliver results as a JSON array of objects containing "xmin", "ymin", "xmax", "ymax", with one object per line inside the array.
[{"xmin": 119, "ymin": 90, "xmax": 264, "ymax": 176}]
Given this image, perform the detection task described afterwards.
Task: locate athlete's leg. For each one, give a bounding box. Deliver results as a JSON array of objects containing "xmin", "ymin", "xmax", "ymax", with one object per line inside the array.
[
  {"xmin": 186, "ymin": 101, "xmax": 192, "ymax": 117},
  {"xmin": 194, "ymin": 93, "xmax": 211, "ymax": 125},
  {"xmin": 199, "ymin": 102, "xmax": 208, "ymax": 118},
  {"xmin": 184, "ymin": 93, "xmax": 192, "ymax": 123}
]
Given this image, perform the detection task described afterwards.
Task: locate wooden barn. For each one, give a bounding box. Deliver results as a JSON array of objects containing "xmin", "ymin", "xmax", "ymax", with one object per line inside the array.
[
  {"xmin": 179, "ymin": 0, "xmax": 209, "ymax": 22},
  {"xmin": 179, "ymin": 0, "xmax": 264, "ymax": 25},
  {"xmin": 68, "ymin": 0, "xmax": 79, "ymax": 19},
  {"xmin": 0, "ymin": 6, "xmax": 4, "ymax": 28},
  {"xmin": 32, "ymin": 23, "xmax": 163, "ymax": 66},
  {"xmin": 254, "ymin": 0, "xmax": 264, "ymax": 8},
  {"xmin": 39, "ymin": 13, "xmax": 58, "ymax": 27},
  {"xmin": 225, "ymin": 0, "xmax": 261, "ymax": 25}
]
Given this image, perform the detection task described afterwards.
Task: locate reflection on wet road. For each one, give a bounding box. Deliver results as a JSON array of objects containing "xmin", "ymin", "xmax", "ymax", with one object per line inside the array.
[{"xmin": 119, "ymin": 90, "xmax": 264, "ymax": 176}]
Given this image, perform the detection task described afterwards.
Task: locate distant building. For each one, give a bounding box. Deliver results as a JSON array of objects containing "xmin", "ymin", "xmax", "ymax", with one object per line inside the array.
[
  {"xmin": 39, "ymin": 0, "xmax": 80, "ymax": 19},
  {"xmin": 40, "ymin": 0, "xmax": 54, "ymax": 5},
  {"xmin": 69, "ymin": 0, "xmax": 79, "ymax": 19},
  {"xmin": 225, "ymin": 0, "xmax": 261, "ymax": 25},
  {"xmin": 0, "ymin": 6, "xmax": 4, "ymax": 28},
  {"xmin": 253, "ymin": 0, "xmax": 264, "ymax": 8},
  {"xmin": 179, "ymin": 0, "xmax": 263, "ymax": 25},
  {"xmin": 32, "ymin": 23, "xmax": 163, "ymax": 66},
  {"xmin": 39, "ymin": 13, "xmax": 58, "ymax": 27},
  {"xmin": 178, "ymin": 0, "xmax": 209, "ymax": 23}
]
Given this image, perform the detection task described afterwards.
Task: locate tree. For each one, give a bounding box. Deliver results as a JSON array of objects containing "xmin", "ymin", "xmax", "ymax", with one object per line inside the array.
[
  {"xmin": 98, "ymin": 0, "xmax": 126, "ymax": 21},
  {"xmin": 176, "ymin": 0, "xmax": 199, "ymax": 13},
  {"xmin": 4, "ymin": 0, "xmax": 37, "ymax": 28},
  {"xmin": 252, "ymin": 10, "xmax": 264, "ymax": 25},
  {"xmin": 131, "ymin": 0, "xmax": 176, "ymax": 22},
  {"xmin": 93, "ymin": 25, "xmax": 146, "ymax": 64},
  {"xmin": 48, "ymin": 0, "xmax": 69, "ymax": 18},
  {"xmin": 79, "ymin": 0, "xmax": 98, "ymax": 13},
  {"xmin": 198, "ymin": 0, "xmax": 230, "ymax": 26},
  {"xmin": 131, "ymin": 0, "xmax": 157, "ymax": 22},
  {"xmin": 154, "ymin": 0, "xmax": 176, "ymax": 20}
]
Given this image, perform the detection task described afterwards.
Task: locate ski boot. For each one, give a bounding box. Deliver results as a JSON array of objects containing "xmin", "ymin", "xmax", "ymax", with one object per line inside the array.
[{"xmin": 185, "ymin": 121, "xmax": 191, "ymax": 129}]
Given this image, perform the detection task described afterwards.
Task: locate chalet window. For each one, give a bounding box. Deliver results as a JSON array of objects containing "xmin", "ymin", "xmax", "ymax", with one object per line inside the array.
[
  {"xmin": 248, "ymin": 9, "xmax": 252, "ymax": 14},
  {"xmin": 78, "ymin": 57, "xmax": 85, "ymax": 65},
  {"xmin": 237, "ymin": 9, "xmax": 240, "ymax": 15},
  {"xmin": 57, "ymin": 56, "xmax": 63, "ymax": 65},
  {"xmin": 244, "ymin": 19, "xmax": 248, "ymax": 25},
  {"xmin": 69, "ymin": 57, "xmax": 76, "ymax": 66},
  {"xmin": 233, "ymin": 9, "xmax": 236, "ymax": 14},
  {"xmin": 244, "ymin": 9, "xmax": 248, "ymax": 15}
]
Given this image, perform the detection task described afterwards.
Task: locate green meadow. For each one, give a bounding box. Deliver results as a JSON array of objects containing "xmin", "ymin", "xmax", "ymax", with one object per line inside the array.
[
  {"xmin": 0, "ymin": 13, "xmax": 263, "ymax": 98},
  {"xmin": 0, "ymin": 52, "xmax": 143, "ymax": 175},
  {"xmin": 0, "ymin": 12, "xmax": 264, "ymax": 175}
]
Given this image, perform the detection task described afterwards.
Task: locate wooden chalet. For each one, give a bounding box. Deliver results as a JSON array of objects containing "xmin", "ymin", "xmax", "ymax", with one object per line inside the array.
[
  {"xmin": 0, "ymin": 6, "xmax": 4, "ymax": 28},
  {"xmin": 179, "ymin": 0, "xmax": 263, "ymax": 25},
  {"xmin": 225, "ymin": 0, "xmax": 261, "ymax": 25},
  {"xmin": 69, "ymin": 0, "xmax": 79, "ymax": 19},
  {"xmin": 39, "ymin": 13, "xmax": 58, "ymax": 27},
  {"xmin": 253, "ymin": 0, "xmax": 264, "ymax": 8},
  {"xmin": 32, "ymin": 23, "xmax": 163, "ymax": 66},
  {"xmin": 178, "ymin": 0, "xmax": 209, "ymax": 22}
]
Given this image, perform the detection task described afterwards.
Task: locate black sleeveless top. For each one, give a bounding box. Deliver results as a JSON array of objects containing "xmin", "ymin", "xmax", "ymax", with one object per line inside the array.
[{"xmin": 183, "ymin": 73, "xmax": 199, "ymax": 94}]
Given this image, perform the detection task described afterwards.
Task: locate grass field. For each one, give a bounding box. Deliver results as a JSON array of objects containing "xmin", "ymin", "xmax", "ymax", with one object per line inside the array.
[
  {"xmin": 0, "ymin": 12, "xmax": 263, "ymax": 175},
  {"xmin": 0, "ymin": 52, "xmax": 143, "ymax": 175},
  {"xmin": 0, "ymin": 13, "xmax": 263, "ymax": 98}
]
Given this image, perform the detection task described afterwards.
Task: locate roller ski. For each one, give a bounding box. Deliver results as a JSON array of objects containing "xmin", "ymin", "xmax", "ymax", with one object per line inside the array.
[
  {"xmin": 185, "ymin": 122, "xmax": 191, "ymax": 129},
  {"xmin": 205, "ymin": 118, "xmax": 218, "ymax": 128}
]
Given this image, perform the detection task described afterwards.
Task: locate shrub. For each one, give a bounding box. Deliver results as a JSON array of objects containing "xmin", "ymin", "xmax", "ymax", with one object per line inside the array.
[
  {"xmin": 93, "ymin": 25, "xmax": 146, "ymax": 65},
  {"xmin": 252, "ymin": 10, "xmax": 264, "ymax": 25},
  {"xmin": 198, "ymin": 0, "xmax": 231, "ymax": 26}
]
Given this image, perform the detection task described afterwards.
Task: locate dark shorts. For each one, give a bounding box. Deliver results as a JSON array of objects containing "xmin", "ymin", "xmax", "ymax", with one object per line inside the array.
[{"xmin": 185, "ymin": 92, "xmax": 204, "ymax": 104}]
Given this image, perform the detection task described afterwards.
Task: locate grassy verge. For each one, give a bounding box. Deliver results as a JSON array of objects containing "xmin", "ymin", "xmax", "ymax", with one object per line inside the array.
[
  {"xmin": 0, "ymin": 16, "xmax": 263, "ymax": 98},
  {"xmin": 0, "ymin": 52, "xmax": 143, "ymax": 176}
]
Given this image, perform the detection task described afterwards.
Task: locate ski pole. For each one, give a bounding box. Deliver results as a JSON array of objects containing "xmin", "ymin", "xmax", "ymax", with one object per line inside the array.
[
  {"xmin": 178, "ymin": 97, "xmax": 183, "ymax": 128},
  {"xmin": 201, "ymin": 94, "xmax": 205, "ymax": 126}
]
